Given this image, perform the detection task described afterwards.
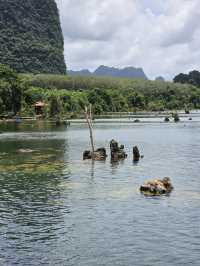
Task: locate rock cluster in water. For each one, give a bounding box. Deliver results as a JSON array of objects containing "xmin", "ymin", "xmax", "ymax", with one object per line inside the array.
[
  {"xmin": 173, "ymin": 113, "xmax": 180, "ymax": 122},
  {"xmin": 83, "ymin": 139, "xmax": 128, "ymax": 161},
  {"xmin": 82, "ymin": 143, "xmax": 174, "ymax": 196},
  {"xmin": 110, "ymin": 139, "xmax": 127, "ymax": 161},
  {"xmin": 83, "ymin": 148, "xmax": 107, "ymax": 161},
  {"xmin": 133, "ymin": 146, "xmax": 140, "ymax": 162},
  {"xmin": 140, "ymin": 177, "xmax": 173, "ymax": 195},
  {"xmin": 164, "ymin": 117, "xmax": 170, "ymax": 122},
  {"xmin": 83, "ymin": 139, "xmax": 143, "ymax": 163}
]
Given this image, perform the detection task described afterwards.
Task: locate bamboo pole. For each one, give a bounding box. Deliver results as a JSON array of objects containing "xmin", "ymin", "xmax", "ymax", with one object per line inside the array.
[
  {"xmin": 89, "ymin": 104, "xmax": 92, "ymax": 123},
  {"xmin": 84, "ymin": 106, "xmax": 95, "ymax": 154}
]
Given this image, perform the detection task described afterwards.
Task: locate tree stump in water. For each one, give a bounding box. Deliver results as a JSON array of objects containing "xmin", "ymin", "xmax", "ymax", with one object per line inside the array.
[
  {"xmin": 83, "ymin": 150, "xmax": 92, "ymax": 160},
  {"xmin": 173, "ymin": 113, "xmax": 180, "ymax": 122},
  {"xmin": 110, "ymin": 139, "xmax": 127, "ymax": 161},
  {"xmin": 133, "ymin": 146, "xmax": 140, "ymax": 162},
  {"xmin": 140, "ymin": 177, "xmax": 173, "ymax": 196},
  {"xmin": 185, "ymin": 109, "xmax": 190, "ymax": 114},
  {"xmin": 83, "ymin": 147, "xmax": 107, "ymax": 161}
]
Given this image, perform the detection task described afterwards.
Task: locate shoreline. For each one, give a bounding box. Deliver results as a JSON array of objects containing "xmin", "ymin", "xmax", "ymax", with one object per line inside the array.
[{"xmin": 0, "ymin": 110, "xmax": 199, "ymax": 125}]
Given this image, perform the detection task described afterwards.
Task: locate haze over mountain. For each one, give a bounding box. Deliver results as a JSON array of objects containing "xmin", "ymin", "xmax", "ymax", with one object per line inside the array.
[
  {"xmin": 68, "ymin": 66, "xmax": 148, "ymax": 79},
  {"xmin": 155, "ymin": 76, "xmax": 165, "ymax": 81},
  {"xmin": 0, "ymin": 0, "xmax": 66, "ymax": 74}
]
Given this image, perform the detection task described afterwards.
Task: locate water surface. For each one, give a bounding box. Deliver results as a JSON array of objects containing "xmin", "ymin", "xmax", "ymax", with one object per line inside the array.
[{"xmin": 0, "ymin": 121, "xmax": 199, "ymax": 265}]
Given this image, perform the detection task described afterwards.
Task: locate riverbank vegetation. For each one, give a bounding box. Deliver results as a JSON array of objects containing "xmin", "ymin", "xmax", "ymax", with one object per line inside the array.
[{"xmin": 1, "ymin": 64, "xmax": 200, "ymax": 118}]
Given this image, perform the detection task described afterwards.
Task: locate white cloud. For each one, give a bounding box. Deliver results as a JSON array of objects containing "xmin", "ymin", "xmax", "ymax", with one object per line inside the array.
[{"xmin": 56, "ymin": 0, "xmax": 200, "ymax": 80}]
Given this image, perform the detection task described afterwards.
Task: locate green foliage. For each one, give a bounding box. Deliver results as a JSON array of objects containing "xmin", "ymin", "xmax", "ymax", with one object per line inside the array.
[
  {"xmin": 23, "ymin": 73, "xmax": 200, "ymax": 114},
  {"xmin": 49, "ymin": 95, "xmax": 62, "ymax": 118},
  {"xmin": 24, "ymin": 87, "xmax": 47, "ymax": 105},
  {"xmin": 0, "ymin": 0, "xmax": 66, "ymax": 74},
  {"xmin": 2, "ymin": 65, "xmax": 200, "ymax": 118},
  {"xmin": 174, "ymin": 70, "xmax": 200, "ymax": 88},
  {"xmin": 0, "ymin": 64, "xmax": 24, "ymax": 115}
]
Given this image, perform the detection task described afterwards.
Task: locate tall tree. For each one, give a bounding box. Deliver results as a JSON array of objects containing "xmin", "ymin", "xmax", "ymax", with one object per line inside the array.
[{"xmin": 0, "ymin": 64, "xmax": 24, "ymax": 114}]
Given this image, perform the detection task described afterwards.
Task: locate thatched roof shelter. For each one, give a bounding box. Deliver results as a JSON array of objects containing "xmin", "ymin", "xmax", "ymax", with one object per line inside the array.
[{"xmin": 34, "ymin": 101, "xmax": 46, "ymax": 107}]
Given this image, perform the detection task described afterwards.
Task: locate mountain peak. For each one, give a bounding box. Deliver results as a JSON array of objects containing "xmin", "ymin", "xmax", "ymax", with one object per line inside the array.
[
  {"xmin": 155, "ymin": 76, "xmax": 165, "ymax": 81},
  {"xmin": 68, "ymin": 65, "xmax": 148, "ymax": 79}
]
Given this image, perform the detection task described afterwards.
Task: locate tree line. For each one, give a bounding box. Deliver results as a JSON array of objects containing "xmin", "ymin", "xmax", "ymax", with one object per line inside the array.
[
  {"xmin": 174, "ymin": 70, "xmax": 200, "ymax": 88},
  {"xmin": 1, "ymin": 64, "xmax": 200, "ymax": 118}
]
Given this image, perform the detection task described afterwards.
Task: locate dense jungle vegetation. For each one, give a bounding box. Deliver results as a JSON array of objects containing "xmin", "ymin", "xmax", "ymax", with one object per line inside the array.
[
  {"xmin": 1, "ymin": 64, "xmax": 200, "ymax": 118},
  {"xmin": 0, "ymin": 0, "xmax": 66, "ymax": 74}
]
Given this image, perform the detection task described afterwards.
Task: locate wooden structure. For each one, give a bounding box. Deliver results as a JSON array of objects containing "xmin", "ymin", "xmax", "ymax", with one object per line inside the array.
[{"xmin": 34, "ymin": 101, "xmax": 46, "ymax": 115}]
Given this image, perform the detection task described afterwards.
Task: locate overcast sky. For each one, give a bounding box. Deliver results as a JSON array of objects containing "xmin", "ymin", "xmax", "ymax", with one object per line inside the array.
[{"xmin": 56, "ymin": 0, "xmax": 200, "ymax": 80}]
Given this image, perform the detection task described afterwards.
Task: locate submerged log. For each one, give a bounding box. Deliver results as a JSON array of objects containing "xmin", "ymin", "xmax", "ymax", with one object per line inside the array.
[
  {"xmin": 133, "ymin": 146, "xmax": 140, "ymax": 162},
  {"xmin": 140, "ymin": 177, "xmax": 173, "ymax": 196},
  {"xmin": 83, "ymin": 147, "xmax": 107, "ymax": 161},
  {"xmin": 110, "ymin": 139, "xmax": 127, "ymax": 161}
]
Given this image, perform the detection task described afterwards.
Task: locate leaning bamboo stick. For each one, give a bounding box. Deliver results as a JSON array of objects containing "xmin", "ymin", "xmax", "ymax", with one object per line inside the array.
[{"xmin": 84, "ymin": 106, "xmax": 95, "ymax": 154}]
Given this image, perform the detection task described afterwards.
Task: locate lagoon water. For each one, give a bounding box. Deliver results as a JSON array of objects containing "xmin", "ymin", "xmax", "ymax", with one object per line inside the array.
[{"xmin": 0, "ymin": 121, "xmax": 200, "ymax": 265}]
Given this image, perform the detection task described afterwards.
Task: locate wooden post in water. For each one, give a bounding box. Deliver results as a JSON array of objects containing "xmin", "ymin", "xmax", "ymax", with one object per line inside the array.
[{"xmin": 84, "ymin": 105, "xmax": 95, "ymax": 154}]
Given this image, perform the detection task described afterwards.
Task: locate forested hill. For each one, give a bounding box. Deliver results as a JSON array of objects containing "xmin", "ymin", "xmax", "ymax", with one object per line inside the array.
[{"xmin": 0, "ymin": 0, "xmax": 66, "ymax": 74}]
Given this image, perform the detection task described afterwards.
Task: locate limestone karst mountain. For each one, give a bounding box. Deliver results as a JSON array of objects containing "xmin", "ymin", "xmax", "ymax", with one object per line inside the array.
[
  {"xmin": 68, "ymin": 65, "xmax": 148, "ymax": 79},
  {"xmin": 0, "ymin": 0, "xmax": 66, "ymax": 74}
]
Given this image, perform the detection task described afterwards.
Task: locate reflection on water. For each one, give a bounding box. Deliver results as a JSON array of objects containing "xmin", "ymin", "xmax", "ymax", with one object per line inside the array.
[{"xmin": 0, "ymin": 121, "xmax": 200, "ymax": 265}]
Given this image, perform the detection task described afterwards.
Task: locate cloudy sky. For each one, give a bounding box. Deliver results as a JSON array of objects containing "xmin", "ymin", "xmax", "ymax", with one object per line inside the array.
[{"xmin": 56, "ymin": 0, "xmax": 200, "ymax": 80}]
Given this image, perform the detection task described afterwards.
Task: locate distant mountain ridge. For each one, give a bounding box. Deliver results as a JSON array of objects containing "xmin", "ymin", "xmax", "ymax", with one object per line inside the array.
[
  {"xmin": 68, "ymin": 65, "xmax": 148, "ymax": 79},
  {"xmin": 68, "ymin": 69, "xmax": 91, "ymax": 76},
  {"xmin": 155, "ymin": 76, "xmax": 165, "ymax": 81}
]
